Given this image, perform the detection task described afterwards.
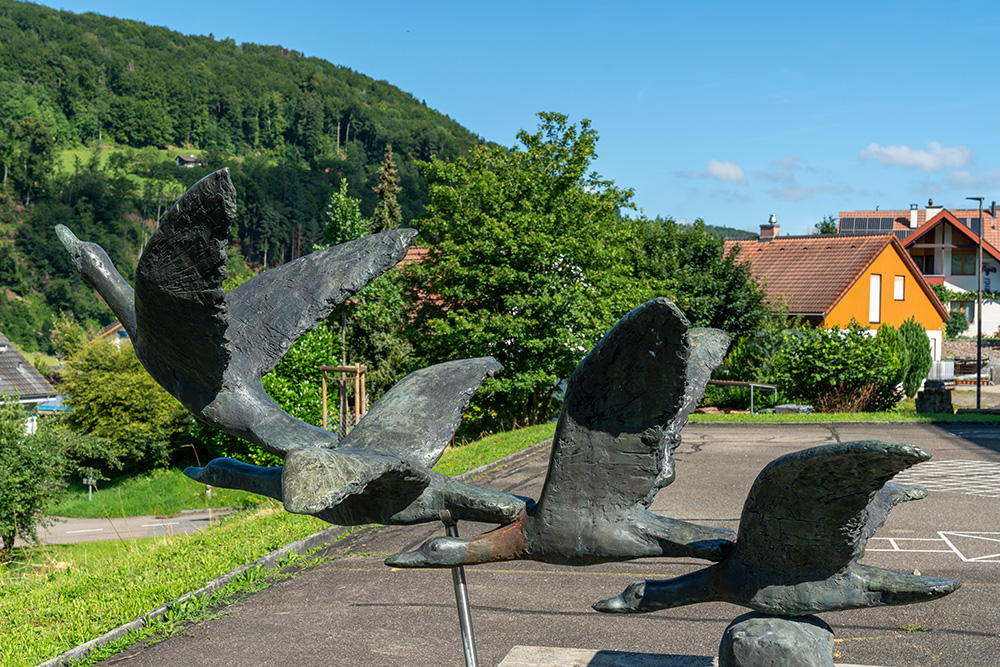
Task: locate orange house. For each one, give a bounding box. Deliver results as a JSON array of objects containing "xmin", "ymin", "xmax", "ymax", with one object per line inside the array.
[{"xmin": 724, "ymin": 234, "xmax": 950, "ymax": 360}]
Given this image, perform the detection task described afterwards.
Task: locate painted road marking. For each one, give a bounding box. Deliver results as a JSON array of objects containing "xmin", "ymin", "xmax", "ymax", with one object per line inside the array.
[
  {"xmin": 894, "ymin": 459, "xmax": 1000, "ymax": 498},
  {"xmin": 140, "ymin": 522, "xmax": 180, "ymax": 528},
  {"xmin": 65, "ymin": 528, "xmax": 104, "ymax": 534},
  {"xmin": 869, "ymin": 532, "xmax": 1000, "ymax": 562}
]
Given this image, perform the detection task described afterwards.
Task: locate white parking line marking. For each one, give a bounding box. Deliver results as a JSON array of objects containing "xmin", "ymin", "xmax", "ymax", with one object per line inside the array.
[
  {"xmin": 141, "ymin": 522, "xmax": 180, "ymax": 528},
  {"xmin": 66, "ymin": 528, "xmax": 104, "ymax": 534}
]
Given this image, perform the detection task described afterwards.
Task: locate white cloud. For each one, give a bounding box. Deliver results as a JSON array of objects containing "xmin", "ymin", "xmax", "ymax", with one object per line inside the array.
[
  {"xmin": 769, "ymin": 185, "xmax": 853, "ymax": 201},
  {"xmin": 706, "ymin": 160, "xmax": 747, "ymax": 183},
  {"xmin": 859, "ymin": 141, "xmax": 971, "ymax": 172},
  {"xmin": 754, "ymin": 155, "xmax": 815, "ymax": 184},
  {"xmin": 678, "ymin": 160, "xmax": 747, "ymax": 184}
]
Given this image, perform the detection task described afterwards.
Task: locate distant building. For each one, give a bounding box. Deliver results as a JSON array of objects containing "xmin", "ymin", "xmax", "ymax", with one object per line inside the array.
[
  {"xmin": 0, "ymin": 333, "xmax": 58, "ymax": 408},
  {"xmin": 839, "ymin": 201, "xmax": 1000, "ymax": 336},
  {"xmin": 725, "ymin": 221, "xmax": 949, "ymax": 360},
  {"xmin": 175, "ymin": 154, "xmax": 202, "ymax": 168}
]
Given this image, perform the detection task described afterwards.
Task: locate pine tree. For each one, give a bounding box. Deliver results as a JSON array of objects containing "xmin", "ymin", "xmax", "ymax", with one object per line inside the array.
[{"xmin": 372, "ymin": 144, "xmax": 402, "ymax": 232}]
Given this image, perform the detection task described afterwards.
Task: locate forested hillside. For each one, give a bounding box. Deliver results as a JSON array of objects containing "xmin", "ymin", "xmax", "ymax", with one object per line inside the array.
[{"xmin": 0, "ymin": 0, "xmax": 480, "ymax": 351}]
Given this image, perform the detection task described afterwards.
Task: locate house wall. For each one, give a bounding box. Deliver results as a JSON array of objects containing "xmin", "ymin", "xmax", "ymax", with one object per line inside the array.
[
  {"xmin": 823, "ymin": 246, "xmax": 945, "ymax": 359},
  {"xmin": 923, "ymin": 225, "xmax": 1000, "ymax": 337}
]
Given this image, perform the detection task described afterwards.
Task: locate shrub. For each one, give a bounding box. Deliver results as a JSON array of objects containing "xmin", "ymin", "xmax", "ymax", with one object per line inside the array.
[
  {"xmin": 945, "ymin": 308, "xmax": 969, "ymax": 338},
  {"xmin": 772, "ymin": 323, "xmax": 901, "ymax": 412},
  {"xmin": 0, "ymin": 398, "xmax": 66, "ymax": 561},
  {"xmin": 899, "ymin": 317, "xmax": 932, "ymax": 398}
]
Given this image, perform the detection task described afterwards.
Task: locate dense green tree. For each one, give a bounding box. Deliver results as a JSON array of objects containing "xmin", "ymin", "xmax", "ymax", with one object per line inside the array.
[
  {"xmin": 323, "ymin": 179, "xmax": 371, "ymax": 246},
  {"xmin": 814, "ymin": 214, "xmax": 838, "ymax": 234},
  {"xmin": 372, "ymin": 144, "xmax": 402, "ymax": 232},
  {"xmin": 408, "ymin": 113, "xmax": 640, "ymax": 430},
  {"xmin": 61, "ymin": 338, "xmax": 186, "ymax": 472},
  {"xmin": 629, "ymin": 217, "xmax": 769, "ymax": 339},
  {"xmin": 0, "ymin": 397, "xmax": 66, "ymax": 561}
]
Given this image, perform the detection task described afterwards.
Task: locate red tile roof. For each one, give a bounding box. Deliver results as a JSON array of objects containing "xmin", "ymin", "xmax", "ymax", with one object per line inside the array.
[
  {"xmin": 724, "ymin": 235, "xmax": 897, "ymax": 316},
  {"xmin": 900, "ymin": 209, "xmax": 1000, "ymax": 264}
]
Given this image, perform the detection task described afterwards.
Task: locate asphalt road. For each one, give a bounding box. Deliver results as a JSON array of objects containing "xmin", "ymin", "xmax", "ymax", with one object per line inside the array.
[
  {"xmin": 92, "ymin": 423, "xmax": 1000, "ymax": 667},
  {"xmin": 28, "ymin": 508, "xmax": 236, "ymax": 546}
]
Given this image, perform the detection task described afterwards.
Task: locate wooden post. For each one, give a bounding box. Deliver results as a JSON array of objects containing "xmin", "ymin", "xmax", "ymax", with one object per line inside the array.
[
  {"xmin": 354, "ymin": 363, "xmax": 362, "ymax": 425},
  {"xmin": 321, "ymin": 369, "xmax": 328, "ymax": 430}
]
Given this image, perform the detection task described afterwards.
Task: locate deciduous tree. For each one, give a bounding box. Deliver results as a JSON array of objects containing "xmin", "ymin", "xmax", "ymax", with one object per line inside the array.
[{"xmin": 409, "ymin": 112, "xmax": 640, "ymax": 430}]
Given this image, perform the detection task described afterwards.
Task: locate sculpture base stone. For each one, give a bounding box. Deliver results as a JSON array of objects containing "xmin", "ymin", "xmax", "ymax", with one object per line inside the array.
[{"xmin": 719, "ymin": 613, "xmax": 834, "ymax": 667}]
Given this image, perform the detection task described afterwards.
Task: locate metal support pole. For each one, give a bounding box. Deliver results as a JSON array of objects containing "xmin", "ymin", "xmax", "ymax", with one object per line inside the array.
[
  {"xmin": 440, "ymin": 510, "xmax": 478, "ymax": 667},
  {"xmin": 968, "ymin": 196, "xmax": 984, "ymax": 408}
]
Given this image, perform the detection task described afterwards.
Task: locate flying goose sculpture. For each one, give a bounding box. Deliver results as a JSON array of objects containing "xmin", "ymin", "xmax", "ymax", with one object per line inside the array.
[
  {"xmin": 385, "ymin": 297, "xmax": 736, "ymax": 568},
  {"xmin": 58, "ymin": 168, "xmax": 527, "ymax": 526},
  {"xmin": 594, "ymin": 441, "xmax": 961, "ymax": 616}
]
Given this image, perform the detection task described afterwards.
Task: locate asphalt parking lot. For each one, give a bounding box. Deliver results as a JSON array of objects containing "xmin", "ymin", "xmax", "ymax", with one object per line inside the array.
[{"xmin": 94, "ymin": 423, "xmax": 1000, "ymax": 667}]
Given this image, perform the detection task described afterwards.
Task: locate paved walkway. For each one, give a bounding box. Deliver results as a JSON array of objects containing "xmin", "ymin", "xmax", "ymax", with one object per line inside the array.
[
  {"xmin": 24, "ymin": 508, "xmax": 236, "ymax": 546},
  {"xmin": 78, "ymin": 423, "xmax": 1000, "ymax": 667}
]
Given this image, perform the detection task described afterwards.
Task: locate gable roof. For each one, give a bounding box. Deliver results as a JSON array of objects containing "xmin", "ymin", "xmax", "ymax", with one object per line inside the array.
[
  {"xmin": 901, "ymin": 209, "xmax": 1000, "ymax": 264},
  {"xmin": 0, "ymin": 333, "xmax": 57, "ymax": 403},
  {"xmin": 840, "ymin": 207, "xmax": 1000, "ymax": 250},
  {"xmin": 724, "ymin": 234, "xmax": 948, "ymax": 320}
]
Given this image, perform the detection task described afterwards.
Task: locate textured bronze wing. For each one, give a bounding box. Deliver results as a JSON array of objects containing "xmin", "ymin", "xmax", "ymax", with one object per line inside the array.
[
  {"xmin": 341, "ymin": 357, "xmax": 503, "ymax": 468},
  {"xmin": 736, "ymin": 441, "xmax": 931, "ymax": 576}
]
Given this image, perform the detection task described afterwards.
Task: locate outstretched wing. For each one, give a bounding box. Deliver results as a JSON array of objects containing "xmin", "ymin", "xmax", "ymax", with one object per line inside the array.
[
  {"xmin": 134, "ymin": 169, "xmax": 234, "ymax": 396},
  {"xmin": 644, "ymin": 327, "xmax": 730, "ymax": 504},
  {"xmin": 532, "ymin": 297, "xmax": 689, "ymax": 533},
  {"xmin": 737, "ymin": 441, "xmax": 931, "ymax": 576},
  {"xmin": 341, "ymin": 357, "xmax": 502, "ymax": 468},
  {"xmin": 226, "ymin": 228, "xmax": 416, "ymax": 379}
]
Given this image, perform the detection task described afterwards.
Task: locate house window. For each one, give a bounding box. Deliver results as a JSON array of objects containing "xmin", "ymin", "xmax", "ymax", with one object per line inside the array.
[
  {"xmin": 894, "ymin": 275, "xmax": 905, "ymax": 300},
  {"xmin": 952, "ymin": 250, "xmax": 977, "ymax": 275},
  {"xmin": 953, "ymin": 300, "xmax": 975, "ymax": 323},
  {"xmin": 910, "ymin": 248, "xmax": 935, "ymax": 275},
  {"xmin": 869, "ymin": 274, "xmax": 881, "ymax": 323}
]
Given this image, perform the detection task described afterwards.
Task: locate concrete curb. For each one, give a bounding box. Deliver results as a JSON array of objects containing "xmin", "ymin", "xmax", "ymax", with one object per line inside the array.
[
  {"xmin": 36, "ymin": 439, "xmax": 554, "ymax": 667},
  {"xmin": 36, "ymin": 524, "xmax": 349, "ymax": 667}
]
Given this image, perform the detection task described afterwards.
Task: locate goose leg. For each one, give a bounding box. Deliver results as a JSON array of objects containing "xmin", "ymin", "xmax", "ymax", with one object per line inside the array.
[{"xmin": 635, "ymin": 509, "xmax": 735, "ymax": 562}]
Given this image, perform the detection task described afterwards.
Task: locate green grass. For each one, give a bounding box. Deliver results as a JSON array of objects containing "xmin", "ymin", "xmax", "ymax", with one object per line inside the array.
[
  {"xmin": 433, "ymin": 422, "xmax": 556, "ymax": 477},
  {"xmin": 0, "ymin": 425, "xmax": 557, "ymax": 666},
  {"xmin": 49, "ymin": 468, "xmax": 266, "ymax": 519},
  {"xmin": 0, "ymin": 503, "xmax": 329, "ymax": 667}
]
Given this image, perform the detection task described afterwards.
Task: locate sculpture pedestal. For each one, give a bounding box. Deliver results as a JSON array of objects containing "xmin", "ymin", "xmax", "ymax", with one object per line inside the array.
[{"xmin": 720, "ymin": 613, "xmax": 833, "ymax": 667}]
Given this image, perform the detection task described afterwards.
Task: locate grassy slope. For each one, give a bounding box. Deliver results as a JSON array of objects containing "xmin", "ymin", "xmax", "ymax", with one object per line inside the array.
[{"xmin": 2, "ymin": 425, "xmax": 556, "ymax": 666}]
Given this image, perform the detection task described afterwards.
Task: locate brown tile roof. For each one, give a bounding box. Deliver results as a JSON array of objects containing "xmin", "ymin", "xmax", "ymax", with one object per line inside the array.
[
  {"xmin": 724, "ymin": 235, "xmax": 895, "ymax": 316},
  {"xmin": 0, "ymin": 333, "xmax": 57, "ymax": 401}
]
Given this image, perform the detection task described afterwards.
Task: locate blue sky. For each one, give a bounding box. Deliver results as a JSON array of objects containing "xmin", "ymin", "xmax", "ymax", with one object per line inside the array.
[{"xmin": 33, "ymin": 0, "xmax": 1000, "ymax": 236}]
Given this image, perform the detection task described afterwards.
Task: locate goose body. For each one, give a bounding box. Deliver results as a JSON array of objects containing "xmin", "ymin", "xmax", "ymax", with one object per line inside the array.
[
  {"xmin": 386, "ymin": 298, "xmax": 736, "ymax": 568},
  {"xmin": 594, "ymin": 441, "xmax": 961, "ymax": 616},
  {"xmin": 58, "ymin": 169, "xmax": 527, "ymax": 526}
]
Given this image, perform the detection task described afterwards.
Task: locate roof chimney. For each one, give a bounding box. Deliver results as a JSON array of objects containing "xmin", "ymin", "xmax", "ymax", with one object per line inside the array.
[
  {"xmin": 926, "ymin": 198, "xmax": 943, "ymax": 220},
  {"xmin": 910, "ymin": 203, "xmax": 919, "ymax": 229},
  {"xmin": 760, "ymin": 214, "xmax": 779, "ymax": 241}
]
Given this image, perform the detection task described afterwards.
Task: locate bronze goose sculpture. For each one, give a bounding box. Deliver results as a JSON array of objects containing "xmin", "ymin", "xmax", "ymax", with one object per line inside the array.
[
  {"xmin": 58, "ymin": 168, "xmax": 526, "ymax": 526},
  {"xmin": 386, "ymin": 297, "xmax": 736, "ymax": 568},
  {"xmin": 594, "ymin": 441, "xmax": 961, "ymax": 616}
]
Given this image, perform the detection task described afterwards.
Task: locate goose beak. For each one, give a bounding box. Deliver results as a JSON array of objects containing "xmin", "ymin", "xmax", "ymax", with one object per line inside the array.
[
  {"xmin": 385, "ymin": 537, "xmax": 467, "ymax": 568},
  {"xmin": 184, "ymin": 466, "xmax": 206, "ymax": 483},
  {"xmin": 592, "ymin": 580, "xmax": 646, "ymax": 614},
  {"xmin": 592, "ymin": 593, "xmax": 629, "ymax": 613},
  {"xmin": 55, "ymin": 225, "xmax": 84, "ymax": 264}
]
